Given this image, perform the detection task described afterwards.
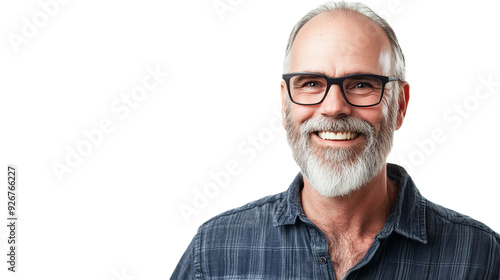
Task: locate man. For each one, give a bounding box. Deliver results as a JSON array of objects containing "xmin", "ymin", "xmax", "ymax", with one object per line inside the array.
[{"xmin": 171, "ymin": 2, "xmax": 500, "ymax": 279}]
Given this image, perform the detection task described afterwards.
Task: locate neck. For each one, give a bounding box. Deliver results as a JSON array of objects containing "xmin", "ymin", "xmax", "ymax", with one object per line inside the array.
[{"xmin": 301, "ymin": 165, "xmax": 397, "ymax": 238}]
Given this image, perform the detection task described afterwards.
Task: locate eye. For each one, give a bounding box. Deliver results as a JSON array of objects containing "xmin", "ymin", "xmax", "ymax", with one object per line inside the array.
[
  {"xmin": 354, "ymin": 82, "xmax": 373, "ymax": 89},
  {"xmin": 344, "ymin": 76, "xmax": 381, "ymax": 92},
  {"xmin": 304, "ymin": 81, "xmax": 321, "ymax": 87},
  {"xmin": 290, "ymin": 74, "xmax": 326, "ymax": 92}
]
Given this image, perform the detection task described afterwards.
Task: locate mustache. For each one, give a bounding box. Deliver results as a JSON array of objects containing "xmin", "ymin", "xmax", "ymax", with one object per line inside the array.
[{"xmin": 299, "ymin": 116, "xmax": 375, "ymax": 136}]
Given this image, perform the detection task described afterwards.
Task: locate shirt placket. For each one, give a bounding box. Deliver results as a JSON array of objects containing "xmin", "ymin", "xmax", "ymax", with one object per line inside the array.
[{"xmin": 307, "ymin": 224, "xmax": 336, "ymax": 279}]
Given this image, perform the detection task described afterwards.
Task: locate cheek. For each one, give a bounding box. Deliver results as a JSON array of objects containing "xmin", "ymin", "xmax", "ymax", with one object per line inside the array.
[
  {"xmin": 355, "ymin": 109, "xmax": 386, "ymax": 133},
  {"xmin": 289, "ymin": 105, "xmax": 316, "ymax": 125}
]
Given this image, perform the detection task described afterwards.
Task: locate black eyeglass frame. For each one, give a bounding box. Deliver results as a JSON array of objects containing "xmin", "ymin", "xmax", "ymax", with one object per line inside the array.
[{"xmin": 282, "ymin": 72, "xmax": 401, "ymax": 107}]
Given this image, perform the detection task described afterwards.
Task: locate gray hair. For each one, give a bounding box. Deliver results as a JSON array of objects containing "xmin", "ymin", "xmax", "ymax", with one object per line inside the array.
[{"xmin": 283, "ymin": 1, "xmax": 406, "ymax": 81}]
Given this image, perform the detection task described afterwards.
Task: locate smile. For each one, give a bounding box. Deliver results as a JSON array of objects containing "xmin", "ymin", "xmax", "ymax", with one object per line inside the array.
[{"xmin": 316, "ymin": 131, "xmax": 359, "ymax": 141}]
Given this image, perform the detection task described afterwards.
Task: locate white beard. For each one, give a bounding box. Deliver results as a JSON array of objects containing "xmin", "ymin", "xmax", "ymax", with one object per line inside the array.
[{"xmin": 285, "ymin": 98, "xmax": 398, "ymax": 197}]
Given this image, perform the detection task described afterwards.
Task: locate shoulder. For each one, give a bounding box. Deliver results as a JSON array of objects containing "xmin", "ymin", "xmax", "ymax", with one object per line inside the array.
[
  {"xmin": 388, "ymin": 163, "xmax": 500, "ymax": 246},
  {"xmin": 198, "ymin": 190, "xmax": 287, "ymax": 233},
  {"xmin": 171, "ymin": 193, "xmax": 289, "ymax": 280},
  {"xmin": 425, "ymin": 198, "xmax": 500, "ymax": 246}
]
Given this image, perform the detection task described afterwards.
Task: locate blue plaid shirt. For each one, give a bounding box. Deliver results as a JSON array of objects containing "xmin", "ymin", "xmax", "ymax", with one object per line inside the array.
[{"xmin": 171, "ymin": 164, "xmax": 500, "ymax": 279}]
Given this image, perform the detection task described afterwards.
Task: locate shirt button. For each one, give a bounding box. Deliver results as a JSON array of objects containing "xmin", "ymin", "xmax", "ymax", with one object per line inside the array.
[{"xmin": 319, "ymin": 257, "xmax": 328, "ymax": 264}]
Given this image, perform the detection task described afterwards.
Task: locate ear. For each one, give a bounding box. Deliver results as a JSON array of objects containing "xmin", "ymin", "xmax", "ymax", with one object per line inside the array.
[
  {"xmin": 395, "ymin": 82, "xmax": 410, "ymax": 130},
  {"xmin": 280, "ymin": 81, "xmax": 288, "ymax": 129}
]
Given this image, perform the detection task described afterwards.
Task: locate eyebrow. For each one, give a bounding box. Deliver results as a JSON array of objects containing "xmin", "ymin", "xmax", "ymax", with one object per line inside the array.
[{"xmin": 291, "ymin": 74, "xmax": 325, "ymax": 85}]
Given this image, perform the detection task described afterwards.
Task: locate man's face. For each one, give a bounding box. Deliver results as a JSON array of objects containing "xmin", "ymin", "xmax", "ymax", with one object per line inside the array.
[{"xmin": 281, "ymin": 12, "xmax": 406, "ymax": 197}]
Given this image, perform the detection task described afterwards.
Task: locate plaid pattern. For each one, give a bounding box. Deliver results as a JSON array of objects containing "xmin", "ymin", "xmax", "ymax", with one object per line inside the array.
[{"xmin": 171, "ymin": 164, "xmax": 500, "ymax": 279}]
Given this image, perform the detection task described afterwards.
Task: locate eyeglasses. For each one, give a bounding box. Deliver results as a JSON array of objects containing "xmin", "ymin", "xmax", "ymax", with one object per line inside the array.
[{"xmin": 282, "ymin": 72, "xmax": 400, "ymax": 107}]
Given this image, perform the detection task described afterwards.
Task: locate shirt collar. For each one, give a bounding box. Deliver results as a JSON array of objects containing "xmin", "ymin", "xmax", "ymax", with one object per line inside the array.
[
  {"xmin": 273, "ymin": 173, "xmax": 308, "ymax": 227},
  {"xmin": 273, "ymin": 163, "xmax": 428, "ymax": 244}
]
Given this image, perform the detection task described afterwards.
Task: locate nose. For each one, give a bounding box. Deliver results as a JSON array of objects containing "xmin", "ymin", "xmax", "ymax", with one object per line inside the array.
[{"xmin": 317, "ymin": 84, "xmax": 352, "ymax": 118}]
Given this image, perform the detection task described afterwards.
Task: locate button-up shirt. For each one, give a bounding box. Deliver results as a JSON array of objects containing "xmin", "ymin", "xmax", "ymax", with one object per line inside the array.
[{"xmin": 171, "ymin": 164, "xmax": 500, "ymax": 279}]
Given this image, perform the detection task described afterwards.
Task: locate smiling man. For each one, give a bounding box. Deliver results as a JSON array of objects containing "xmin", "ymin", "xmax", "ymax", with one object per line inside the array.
[{"xmin": 171, "ymin": 2, "xmax": 500, "ymax": 279}]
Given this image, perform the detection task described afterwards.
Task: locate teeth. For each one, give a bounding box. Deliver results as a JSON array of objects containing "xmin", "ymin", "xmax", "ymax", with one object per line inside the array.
[{"xmin": 317, "ymin": 131, "xmax": 359, "ymax": 140}]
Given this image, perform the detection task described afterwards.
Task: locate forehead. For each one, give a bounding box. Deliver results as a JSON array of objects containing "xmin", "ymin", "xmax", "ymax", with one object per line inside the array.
[{"xmin": 289, "ymin": 11, "xmax": 392, "ymax": 76}]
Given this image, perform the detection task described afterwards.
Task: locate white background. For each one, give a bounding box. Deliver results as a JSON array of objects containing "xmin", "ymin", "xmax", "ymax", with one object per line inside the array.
[{"xmin": 1, "ymin": 0, "xmax": 499, "ymax": 279}]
